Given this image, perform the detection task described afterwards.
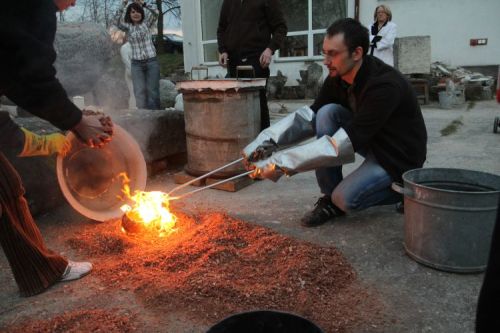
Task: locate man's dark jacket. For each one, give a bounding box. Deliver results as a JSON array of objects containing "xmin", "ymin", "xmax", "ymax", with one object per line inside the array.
[
  {"xmin": 311, "ymin": 56, "xmax": 427, "ymax": 182},
  {"xmin": 0, "ymin": 0, "xmax": 82, "ymax": 151},
  {"xmin": 217, "ymin": 0, "xmax": 287, "ymax": 56}
]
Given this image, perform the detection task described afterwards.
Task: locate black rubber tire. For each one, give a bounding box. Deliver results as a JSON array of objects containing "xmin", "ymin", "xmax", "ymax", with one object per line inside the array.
[{"xmin": 494, "ymin": 117, "xmax": 499, "ymax": 133}]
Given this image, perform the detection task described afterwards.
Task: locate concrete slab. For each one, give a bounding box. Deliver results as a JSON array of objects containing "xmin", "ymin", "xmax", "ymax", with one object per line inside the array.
[
  {"xmin": 145, "ymin": 99, "xmax": 500, "ymax": 332},
  {"xmin": 1, "ymin": 99, "xmax": 499, "ymax": 332}
]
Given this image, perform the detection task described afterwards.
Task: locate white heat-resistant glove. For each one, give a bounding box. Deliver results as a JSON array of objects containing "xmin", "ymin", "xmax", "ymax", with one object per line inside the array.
[
  {"xmin": 250, "ymin": 128, "xmax": 355, "ymax": 182},
  {"xmin": 243, "ymin": 106, "xmax": 315, "ymax": 162}
]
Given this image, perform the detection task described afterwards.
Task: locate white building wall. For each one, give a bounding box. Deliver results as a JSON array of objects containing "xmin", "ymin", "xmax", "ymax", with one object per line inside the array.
[
  {"xmin": 181, "ymin": 0, "xmax": 500, "ymax": 85},
  {"xmin": 359, "ymin": 0, "xmax": 500, "ymax": 67},
  {"xmin": 181, "ymin": 0, "xmax": 203, "ymax": 77}
]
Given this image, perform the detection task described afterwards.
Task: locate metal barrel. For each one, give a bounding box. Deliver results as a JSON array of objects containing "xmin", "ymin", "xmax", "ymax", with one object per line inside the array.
[
  {"xmin": 397, "ymin": 168, "xmax": 500, "ymax": 273},
  {"xmin": 177, "ymin": 79, "xmax": 265, "ymax": 178},
  {"xmin": 403, "ymin": 168, "xmax": 500, "ymax": 273}
]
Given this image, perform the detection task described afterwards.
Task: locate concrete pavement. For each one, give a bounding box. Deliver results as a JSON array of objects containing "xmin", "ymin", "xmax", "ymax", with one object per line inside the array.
[{"xmin": 148, "ymin": 99, "xmax": 500, "ymax": 332}]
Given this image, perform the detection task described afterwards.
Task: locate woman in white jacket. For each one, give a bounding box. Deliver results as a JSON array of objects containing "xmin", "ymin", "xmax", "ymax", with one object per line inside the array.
[{"xmin": 369, "ymin": 5, "xmax": 397, "ymax": 66}]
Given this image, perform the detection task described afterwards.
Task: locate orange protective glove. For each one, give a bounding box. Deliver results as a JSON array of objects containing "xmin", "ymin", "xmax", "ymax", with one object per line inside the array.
[{"xmin": 18, "ymin": 128, "xmax": 71, "ymax": 157}]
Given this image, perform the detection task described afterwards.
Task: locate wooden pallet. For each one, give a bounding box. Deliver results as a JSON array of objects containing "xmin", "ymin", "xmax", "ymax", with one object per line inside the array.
[{"xmin": 173, "ymin": 170, "xmax": 253, "ymax": 192}]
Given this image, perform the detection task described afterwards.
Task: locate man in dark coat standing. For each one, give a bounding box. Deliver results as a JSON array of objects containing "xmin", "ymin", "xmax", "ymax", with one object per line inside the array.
[{"xmin": 217, "ymin": 0, "xmax": 288, "ymax": 130}]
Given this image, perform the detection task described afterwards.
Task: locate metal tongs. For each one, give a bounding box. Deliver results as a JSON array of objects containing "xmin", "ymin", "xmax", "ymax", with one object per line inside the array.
[{"xmin": 167, "ymin": 158, "xmax": 253, "ymax": 200}]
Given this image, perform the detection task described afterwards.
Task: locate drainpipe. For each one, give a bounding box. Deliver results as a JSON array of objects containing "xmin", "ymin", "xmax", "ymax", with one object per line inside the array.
[{"xmin": 355, "ymin": 0, "xmax": 360, "ymax": 21}]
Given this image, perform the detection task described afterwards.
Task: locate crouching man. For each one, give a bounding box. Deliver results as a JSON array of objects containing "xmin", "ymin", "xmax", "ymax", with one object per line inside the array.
[{"xmin": 244, "ymin": 18, "xmax": 427, "ymax": 227}]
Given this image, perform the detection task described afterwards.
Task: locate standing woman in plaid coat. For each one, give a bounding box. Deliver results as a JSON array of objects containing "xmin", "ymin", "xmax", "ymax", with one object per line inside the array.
[{"xmin": 114, "ymin": 0, "xmax": 161, "ymax": 110}]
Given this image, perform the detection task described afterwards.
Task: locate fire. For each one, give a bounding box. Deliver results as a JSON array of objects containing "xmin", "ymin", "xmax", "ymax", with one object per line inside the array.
[{"xmin": 119, "ymin": 173, "xmax": 176, "ymax": 237}]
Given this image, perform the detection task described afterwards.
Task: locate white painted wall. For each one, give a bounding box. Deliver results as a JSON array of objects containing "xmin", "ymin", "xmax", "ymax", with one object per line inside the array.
[
  {"xmin": 181, "ymin": 0, "xmax": 500, "ymax": 85},
  {"xmin": 181, "ymin": 1, "xmax": 202, "ymax": 76},
  {"xmin": 359, "ymin": 0, "xmax": 500, "ymax": 67}
]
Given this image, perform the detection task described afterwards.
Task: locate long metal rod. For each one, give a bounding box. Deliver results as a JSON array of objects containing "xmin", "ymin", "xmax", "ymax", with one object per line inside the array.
[
  {"xmin": 167, "ymin": 158, "xmax": 244, "ymax": 196},
  {"xmin": 172, "ymin": 170, "xmax": 253, "ymax": 200}
]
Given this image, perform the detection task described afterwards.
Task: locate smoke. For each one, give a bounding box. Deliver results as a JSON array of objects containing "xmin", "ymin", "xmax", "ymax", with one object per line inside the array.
[
  {"xmin": 113, "ymin": 110, "xmax": 164, "ymax": 163},
  {"xmin": 53, "ymin": 22, "xmax": 176, "ymax": 164}
]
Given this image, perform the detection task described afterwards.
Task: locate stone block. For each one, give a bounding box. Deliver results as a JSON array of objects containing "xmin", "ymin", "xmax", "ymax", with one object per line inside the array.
[
  {"xmin": 394, "ymin": 36, "xmax": 431, "ymax": 74},
  {"xmin": 9, "ymin": 118, "xmax": 65, "ymax": 217},
  {"xmin": 54, "ymin": 23, "xmax": 118, "ymax": 95},
  {"xmin": 297, "ymin": 62, "xmax": 323, "ymax": 99},
  {"xmin": 114, "ymin": 109, "xmax": 186, "ymax": 163},
  {"xmin": 160, "ymin": 79, "xmax": 178, "ymax": 108},
  {"xmin": 267, "ymin": 70, "xmax": 288, "ymax": 100}
]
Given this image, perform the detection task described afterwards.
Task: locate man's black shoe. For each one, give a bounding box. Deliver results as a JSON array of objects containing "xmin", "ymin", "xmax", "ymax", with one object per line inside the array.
[{"xmin": 301, "ymin": 195, "xmax": 345, "ymax": 227}]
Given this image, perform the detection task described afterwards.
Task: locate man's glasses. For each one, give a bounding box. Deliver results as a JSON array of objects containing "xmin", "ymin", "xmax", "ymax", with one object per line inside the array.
[{"xmin": 321, "ymin": 49, "xmax": 348, "ymax": 62}]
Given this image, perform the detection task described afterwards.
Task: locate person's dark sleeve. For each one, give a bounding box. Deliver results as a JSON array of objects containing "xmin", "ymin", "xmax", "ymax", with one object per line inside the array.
[
  {"xmin": 310, "ymin": 78, "xmax": 336, "ymax": 113},
  {"xmin": 0, "ymin": 112, "xmax": 25, "ymax": 155},
  {"xmin": 345, "ymin": 83, "xmax": 400, "ymax": 151},
  {"xmin": 0, "ymin": 1, "xmax": 82, "ymax": 131},
  {"xmin": 217, "ymin": 0, "xmax": 230, "ymax": 54},
  {"xmin": 265, "ymin": 0, "xmax": 288, "ymax": 52},
  {"xmin": 476, "ymin": 198, "xmax": 500, "ymax": 332}
]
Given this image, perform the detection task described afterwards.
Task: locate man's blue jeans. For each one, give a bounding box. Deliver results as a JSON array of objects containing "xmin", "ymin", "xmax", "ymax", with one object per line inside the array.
[
  {"xmin": 131, "ymin": 57, "xmax": 160, "ymax": 110},
  {"xmin": 315, "ymin": 103, "xmax": 400, "ymax": 212}
]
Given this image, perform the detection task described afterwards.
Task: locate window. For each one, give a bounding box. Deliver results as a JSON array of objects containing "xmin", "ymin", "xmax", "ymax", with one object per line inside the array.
[
  {"xmin": 200, "ymin": 0, "xmax": 223, "ymax": 62},
  {"xmin": 199, "ymin": 0, "xmax": 346, "ymax": 63},
  {"xmin": 280, "ymin": 0, "xmax": 347, "ymax": 59}
]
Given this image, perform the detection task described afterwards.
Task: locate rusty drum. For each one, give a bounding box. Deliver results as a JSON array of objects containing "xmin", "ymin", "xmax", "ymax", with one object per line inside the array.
[{"xmin": 176, "ymin": 79, "xmax": 265, "ymax": 178}]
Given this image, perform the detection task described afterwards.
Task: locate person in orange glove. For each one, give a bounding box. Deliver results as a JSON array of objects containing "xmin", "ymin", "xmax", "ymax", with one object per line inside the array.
[
  {"xmin": 0, "ymin": 0, "xmax": 113, "ymax": 296},
  {"xmin": 18, "ymin": 128, "xmax": 71, "ymax": 157}
]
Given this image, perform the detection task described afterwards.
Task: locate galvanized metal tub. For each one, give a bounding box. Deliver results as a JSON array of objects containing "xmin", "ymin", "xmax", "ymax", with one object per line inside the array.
[
  {"xmin": 176, "ymin": 79, "xmax": 265, "ymax": 178},
  {"xmin": 392, "ymin": 168, "xmax": 500, "ymax": 273}
]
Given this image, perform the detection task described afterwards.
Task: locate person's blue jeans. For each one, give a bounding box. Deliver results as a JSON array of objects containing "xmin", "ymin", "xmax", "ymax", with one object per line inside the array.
[
  {"xmin": 315, "ymin": 103, "xmax": 400, "ymax": 212},
  {"xmin": 131, "ymin": 57, "xmax": 160, "ymax": 110}
]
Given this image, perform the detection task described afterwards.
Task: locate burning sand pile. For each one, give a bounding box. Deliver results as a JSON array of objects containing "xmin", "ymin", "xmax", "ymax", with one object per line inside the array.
[
  {"xmin": 4, "ymin": 309, "xmax": 136, "ymax": 332},
  {"xmin": 4, "ymin": 211, "xmax": 387, "ymax": 332}
]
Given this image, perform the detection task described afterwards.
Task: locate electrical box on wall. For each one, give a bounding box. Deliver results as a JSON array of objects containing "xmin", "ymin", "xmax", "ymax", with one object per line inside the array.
[{"xmin": 470, "ymin": 38, "xmax": 488, "ymax": 46}]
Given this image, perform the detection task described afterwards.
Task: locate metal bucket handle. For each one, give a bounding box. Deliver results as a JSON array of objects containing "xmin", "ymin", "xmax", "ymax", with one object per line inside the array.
[
  {"xmin": 236, "ymin": 65, "xmax": 255, "ymax": 80},
  {"xmin": 191, "ymin": 66, "xmax": 208, "ymax": 80},
  {"xmin": 391, "ymin": 182, "xmax": 414, "ymax": 198}
]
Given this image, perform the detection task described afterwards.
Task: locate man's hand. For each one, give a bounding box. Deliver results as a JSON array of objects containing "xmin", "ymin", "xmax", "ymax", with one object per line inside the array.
[
  {"xmin": 18, "ymin": 128, "xmax": 71, "ymax": 157},
  {"xmin": 259, "ymin": 48, "xmax": 273, "ymax": 68},
  {"xmin": 219, "ymin": 52, "xmax": 229, "ymax": 67},
  {"xmin": 371, "ymin": 35, "xmax": 382, "ymax": 47},
  {"xmin": 245, "ymin": 139, "xmax": 279, "ymax": 163},
  {"xmin": 71, "ymin": 111, "xmax": 114, "ymax": 148},
  {"xmin": 249, "ymin": 160, "xmax": 284, "ymax": 182}
]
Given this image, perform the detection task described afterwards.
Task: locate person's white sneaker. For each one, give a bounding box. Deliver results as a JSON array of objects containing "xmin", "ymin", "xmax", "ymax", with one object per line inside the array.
[{"xmin": 59, "ymin": 260, "xmax": 93, "ymax": 281}]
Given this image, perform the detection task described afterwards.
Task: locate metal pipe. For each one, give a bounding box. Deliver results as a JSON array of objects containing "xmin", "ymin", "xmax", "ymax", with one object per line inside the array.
[
  {"xmin": 172, "ymin": 170, "xmax": 254, "ymax": 200},
  {"xmin": 167, "ymin": 157, "xmax": 244, "ymax": 196}
]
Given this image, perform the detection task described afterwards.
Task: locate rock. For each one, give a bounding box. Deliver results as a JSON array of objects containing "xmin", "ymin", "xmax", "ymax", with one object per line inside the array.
[
  {"xmin": 297, "ymin": 62, "xmax": 323, "ymax": 99},
  {"xmin": 54, "ymin": 23, "xmax": 118, "ymax": 96},
  {"xmin": 114, "ymin": 109, "xmax": 186, "ymax": 163},
  {"xmin": 267, "ymin": 70, "xmax": 288, "ymax": 100},
  {"xmin": 8, "ymin": 118, "xmax": 64, "ymax": 217},
  {"xmin": 159, "ymin": 79, "xmax": 178, "ymax": 108},
  {"xmin": 394, "ymin": 36, "xmax": 431, "ymax": 74},
  {"xmin": 174, "ymin": 93, "xmax": 184, "ymax": 111}
]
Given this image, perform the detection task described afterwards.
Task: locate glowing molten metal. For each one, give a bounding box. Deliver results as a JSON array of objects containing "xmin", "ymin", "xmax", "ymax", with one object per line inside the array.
[{"xmin": 119, "ymin": 173, "xmax": 176, "ymax": 236}]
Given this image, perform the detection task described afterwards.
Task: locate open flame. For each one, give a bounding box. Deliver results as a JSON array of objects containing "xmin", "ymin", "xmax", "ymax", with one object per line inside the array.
[{"xmin": 119, "ymin": 173, "xmax": 176, "ymax": 236}]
